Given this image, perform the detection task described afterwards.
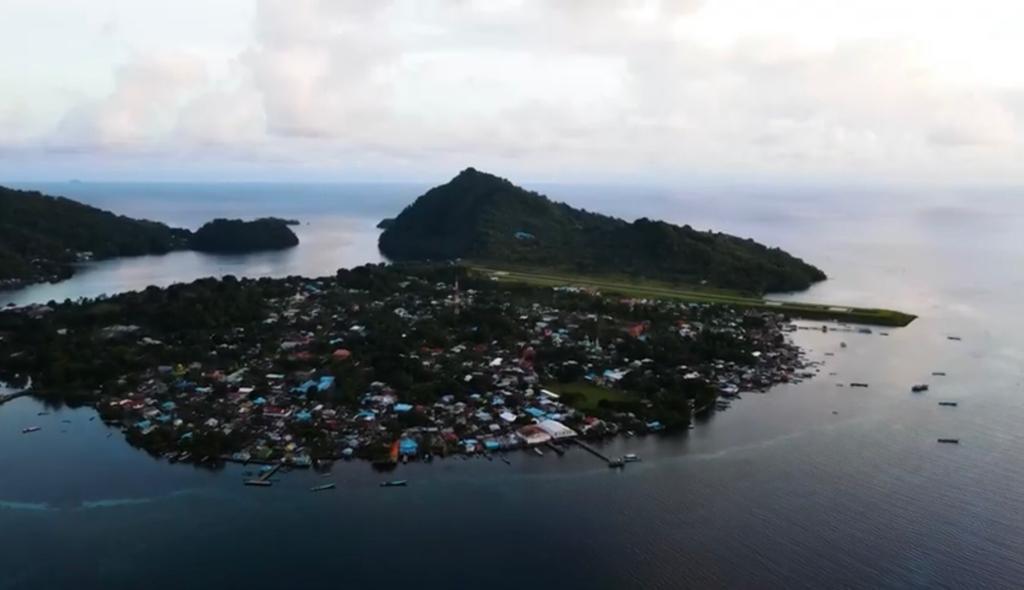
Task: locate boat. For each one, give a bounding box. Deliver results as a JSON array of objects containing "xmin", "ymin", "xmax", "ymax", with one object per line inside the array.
[
  {"xmin": 840, "ymin": 342, "xmax": 847, "ymax": 348},
  {"xmin": 932, "ymin": 372, "xmax": 947, "ymax": 376},
  {"xmin": 937, "ymin": 438, "xmax": 959, "ymax": 444},
  {"xmin": 310, "ymin": 483, "xmax": 336, "ymax": 492},
  {"xmin": 938, "ymin": 402, "xmax": 958, "ymax": 407},
  {"xmin": 533, "ymin": 447, "xmax": 544, "ymax": 456},
  {"xmin": 380, "ymin": 480, "xmax": 407, "ymax": 487},
  {"xmin": 947, "ymin": 336, "xmax": 962, "ymax": 341},
  {"xmin": 244, "ymin": 479, "xmax": 272, "ymax": 487},
  {"xmin": 21, "ymin": 426, "xmax": 41, "ymax": 434},
  {"xmin": 608, "ymin": 458, "xmax": 625, "ymax": 468},
  {"xmin": 501, "ymin": 456, "xmax": 511, "ymax": 465},
  {"xmin": 850, "ymin": 383, "xmax": 869, "ymax": 388},
  {"xmin": 623, "ymin": 453, "xmax": 641, "ymax": 463},
  {"xmin": 911, "ymin": 384, "xmax": 929, "ymax": 392}
]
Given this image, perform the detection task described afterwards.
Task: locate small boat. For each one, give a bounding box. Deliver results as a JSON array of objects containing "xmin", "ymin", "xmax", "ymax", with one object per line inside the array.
[
  {"xmin": 36, "ymin": 412, "xmax": 49, "ymax": 416},
  {"xmin": 533, "ymin": 447, "xmax": 544, "ymax": 457},
  {"xmin": 501, "ymin": 456, "xmax": 511, "ymax": 465},
  {"xmin": 911, "ymin": 384, "xmax": 929, "ymax": 392},
  {"xmin": 21, "ymin": 426, "xmax": 41, "ymax": 434},
  {"xmin": 947, "ymin": 336, "xmax": 962, "ymax": 341},
  {"xmin": 625, "ymin": 430, "xmax": 636, "ymax": 437},
  {"xmin": 932, "ymin": 372, "xmax": 947, "ymax": 376},
  {"xmin": 244, "ymin": 480, "xmax": 272, "ymax": 487},
  {"xmin": 937, "ymin": 438, "xmax": 959, "ymax": 444},
  {"xmin": 380, "ymin": 480, "xmax": 407, "ymax": 487},
  {"xmin": 608, "ymin": 458, "xmax": 625, "ymax": 469},
  {"xmin": 623, "ymin": 453, "xmax": 641, "ymax": 463},
  {"xmin": 310, "ymin": 483, "xmax": 335, "ymax": 492},
  {"xmin": 840, "ymin": 342, "xmax": 847, "ymax": 348},
  {"xmin": 850, "ymin": 383, "xmax": 869, "ymax": 388},
  {"xmin": 938, "ymin": 402, "xmax": 958, "ymax": 407}
]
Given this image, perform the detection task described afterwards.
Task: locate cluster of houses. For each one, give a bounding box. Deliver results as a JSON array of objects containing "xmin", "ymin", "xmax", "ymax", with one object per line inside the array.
[{"xmin": 85, "ymin": 270, "xmax": 809, "ymax": 467}]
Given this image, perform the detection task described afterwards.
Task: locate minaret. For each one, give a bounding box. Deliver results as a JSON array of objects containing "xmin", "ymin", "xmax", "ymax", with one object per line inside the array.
[{"xmin": 454, "ymin": 276, "xmax": 461, "ymax": 316}]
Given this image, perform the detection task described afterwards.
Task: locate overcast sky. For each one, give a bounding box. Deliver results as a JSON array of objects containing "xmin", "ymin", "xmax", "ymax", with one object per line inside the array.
[{"xmin": 1, "ymin": 0, "xmax": 1023, "ymax": 184}]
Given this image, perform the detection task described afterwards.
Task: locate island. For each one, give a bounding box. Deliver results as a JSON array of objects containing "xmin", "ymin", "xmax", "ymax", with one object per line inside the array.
[
  {"xmin": 379, "ymin": 168, "xmax": 827, "ymax": 294},
  {"xmin": 190, "ymin": 218, "xmax": 299, "ymax": 253},
  {"xmin": 0, "ymin": 263, "xmax": 812, "ymax": 468},
  {"xmin": 0, "ymin": 186, "xmax": 300, "ymax": 289}
]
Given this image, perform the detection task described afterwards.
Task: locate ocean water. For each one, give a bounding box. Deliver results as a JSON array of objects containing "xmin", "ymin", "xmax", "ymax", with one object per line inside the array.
[{"xmin": 1, "ymin": 181, "xmax": 1023, "ymax": 589}]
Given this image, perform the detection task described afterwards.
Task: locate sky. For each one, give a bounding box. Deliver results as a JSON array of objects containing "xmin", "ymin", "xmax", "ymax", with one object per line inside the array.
[{"xmin": 1, "ymin": 0, "xmax": 1023, "ymax": 184}]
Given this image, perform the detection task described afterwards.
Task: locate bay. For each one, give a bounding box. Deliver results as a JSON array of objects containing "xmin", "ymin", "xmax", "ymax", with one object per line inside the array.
[{"xmin": 1, "ymin": 181, "xmax": 1022, "ymax": 589}]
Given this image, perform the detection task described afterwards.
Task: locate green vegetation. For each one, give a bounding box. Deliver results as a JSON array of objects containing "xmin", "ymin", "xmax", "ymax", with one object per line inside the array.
[
  {"xmin": 190, "ymin": 218, "xmax": 299, "ymax": 253},
  {"xmin": 470, "ymin": 265, "xmax": 916, "ymax": 327},
  {"xmin": 545, "ymin": 381, "xmax": 629, "ymax": 412},
  {"xmin": 0, "ymin": 186, "xmax": 300, "ymax": 287},
  {"xmin": 379, "ymin": 168, "xmax": 827, "ymax": 293},
  {"xmin": 0, "ymin": 186, "xmax": 191, "ymax": 284}
]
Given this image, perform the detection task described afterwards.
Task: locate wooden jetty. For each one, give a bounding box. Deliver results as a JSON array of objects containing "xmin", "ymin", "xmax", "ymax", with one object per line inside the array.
[
  {"xmin": 572, "ymin": 439, "xmax": 612, "ymax": 463},
  {"xmin": 244, "ymin": 463, "xmax": 282, "ymax": 487},
  {"xmin": 545, "ymin": 441, "xmax": 566, "ymax": 456}
]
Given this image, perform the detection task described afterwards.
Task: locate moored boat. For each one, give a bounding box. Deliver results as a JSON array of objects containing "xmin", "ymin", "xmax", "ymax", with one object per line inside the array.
[
  {"xmin": 938, "ymin": 402, "xmax": 958, "ymax": 407},
  {"xmin": 911, "ymin": 384, "xmax": 929, "ymax": 392},
  {"xmin": 623, "ymin": 453, "xmax": 641, "ymax": 463},
  {"xmin": 310, "ymin": 483, "xmax": 336, "ymax": 492},
  {"xmin": 380, "ymin": 480, "xmax": 407, "ymax": 487},
  {"xmin": 937, "ymin": 438, "xmax": 959, "ymax": 444},
  {"xmin": 21, "ymin": 426, "xmax": 41, "ymax": 434}
]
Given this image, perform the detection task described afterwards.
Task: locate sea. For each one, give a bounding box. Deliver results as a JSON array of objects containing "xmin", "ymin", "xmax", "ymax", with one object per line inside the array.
[{"xmin": 1, "ymin": 181, "xmax": 1023, "ymax": 589}]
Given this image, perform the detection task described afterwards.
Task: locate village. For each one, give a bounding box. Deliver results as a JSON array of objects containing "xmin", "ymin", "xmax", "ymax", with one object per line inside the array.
[{"xmin": 0, "ymin": 264, "xmax": 814, "ymax": 476}]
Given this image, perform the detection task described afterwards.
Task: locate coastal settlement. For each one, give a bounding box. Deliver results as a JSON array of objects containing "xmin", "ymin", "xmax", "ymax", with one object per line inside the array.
[{"xmin": 0, "ymin": 264, "xmax": 814, "ymax": 468}]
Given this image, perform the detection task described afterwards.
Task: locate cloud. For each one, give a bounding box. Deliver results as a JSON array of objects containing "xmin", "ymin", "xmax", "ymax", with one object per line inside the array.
[
  {"xmin": 49, "ymin": 55, "xmax": 208, "ymax": 150},
  {"xmin": 4, "ymin": 0, "xmax": 1024, "ymax": 182}
]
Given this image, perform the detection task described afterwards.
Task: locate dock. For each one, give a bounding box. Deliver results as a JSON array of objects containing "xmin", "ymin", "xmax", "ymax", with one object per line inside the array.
[
  {"xmin": 545, "ymin": 441, "xmax": 566, "ymax": 456},
  {"xmin": 244, "ymin": 462, "xmax": 282, "ymax": 487},
  {"xmin": 572, "ymin": 439, "xmax": 612, "ymax": 463}
]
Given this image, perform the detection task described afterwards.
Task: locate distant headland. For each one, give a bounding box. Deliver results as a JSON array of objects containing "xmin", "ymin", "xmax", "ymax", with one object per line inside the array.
[{"xmin": 0, "ymin": 186, "xmax": 299, "ymax": 290}]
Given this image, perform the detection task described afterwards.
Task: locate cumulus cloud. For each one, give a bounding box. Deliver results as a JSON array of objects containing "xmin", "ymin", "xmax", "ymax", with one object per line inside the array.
[{"xmin": 3, "ymin": 0, "xmax": 1024, "ymax": 182}]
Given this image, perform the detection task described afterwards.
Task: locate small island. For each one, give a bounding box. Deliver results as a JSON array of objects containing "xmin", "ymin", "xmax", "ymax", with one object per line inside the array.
[{"xmin": 190, "ymin": 218, "xmax": 299, "ymax": 254}]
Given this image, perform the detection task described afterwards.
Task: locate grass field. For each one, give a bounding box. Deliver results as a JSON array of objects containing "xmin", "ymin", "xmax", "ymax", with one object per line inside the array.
[
  {"xmin": 467, "ymin": 264, "xmax": 916, "ymax": 327},
  {"xmin": 544, "ymin": 381, "xmax": 630, "ymax": 411}
]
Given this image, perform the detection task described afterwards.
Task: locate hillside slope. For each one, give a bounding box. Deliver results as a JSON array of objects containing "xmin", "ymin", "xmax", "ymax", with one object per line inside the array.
[{"xmin": 378, "ymin": 169, "xmax": 826, "ymax": 293}]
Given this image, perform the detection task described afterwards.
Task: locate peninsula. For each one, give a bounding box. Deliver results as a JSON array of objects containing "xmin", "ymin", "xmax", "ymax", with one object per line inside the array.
[
  {"xmin": 0, "ymin": 186, "xmax": 300, "ymax": 289},
  {"xmin": 379, "ymin": 168, "xmax": 826, "ymax": 294}
]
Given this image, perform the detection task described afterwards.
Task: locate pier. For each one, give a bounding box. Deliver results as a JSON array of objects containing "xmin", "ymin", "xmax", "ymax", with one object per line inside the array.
[
  {"xmin": 572, "ymin": 439, "xmax": 612, "ymax": 463},
  {"xmin": 244, "ymin": 462, "xmax": 282, "ymax": 487}
]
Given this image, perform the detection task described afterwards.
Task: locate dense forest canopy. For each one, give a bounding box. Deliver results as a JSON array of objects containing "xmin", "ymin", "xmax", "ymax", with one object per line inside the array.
[
  {"xmin": 379, "ymin": 168, "xmax": 827, "ymax": 294},
  {"xmin": 0, "ymin": 186, "xmax": 191, "ymax": 283},
  {"xmin": 190, "ymin": 218, "xmax": 299, "ymax": 253}
]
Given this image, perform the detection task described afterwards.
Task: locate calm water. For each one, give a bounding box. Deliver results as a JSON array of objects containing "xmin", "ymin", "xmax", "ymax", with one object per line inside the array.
[{"xmin": 1, "ymin": 182, "xmax": 1023, "ymax": 589}]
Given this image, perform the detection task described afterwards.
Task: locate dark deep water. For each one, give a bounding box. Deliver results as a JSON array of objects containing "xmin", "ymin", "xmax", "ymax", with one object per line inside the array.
[{"xmin": 1, "ymin": 182, "xmax": 1023, "ymax": 589}]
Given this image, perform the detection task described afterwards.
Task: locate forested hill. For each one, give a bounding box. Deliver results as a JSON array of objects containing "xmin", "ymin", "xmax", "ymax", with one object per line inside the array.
[
  {"xmin": 0, "ymin": 186, "xmax": 192, "ymax": 286},
  {"xmin": 377, "ymin": 168, "xmax": 827, "ymax": 294},
  {"xmin": 0, "ymin": 186, "xmax": 298, "ymax": 288}
]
